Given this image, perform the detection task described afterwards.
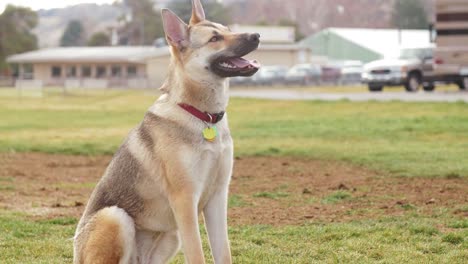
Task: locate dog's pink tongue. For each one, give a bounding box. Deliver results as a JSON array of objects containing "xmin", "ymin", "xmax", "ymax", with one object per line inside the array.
[{"xmin": 229, "ymin": 58, "xmax": 260, "ymax": 69}]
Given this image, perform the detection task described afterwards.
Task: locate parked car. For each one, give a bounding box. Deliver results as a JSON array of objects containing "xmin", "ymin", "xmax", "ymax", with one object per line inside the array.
[
  {"xmin": 252, "ymin": 65, "xmax": 288, "ymax": 86},
  {"xmin": 230, "ymin": 75, "xmax": 254, "ymax": 86},
  {"xmin": 285, "ymin": 64, "xmax": 322, "ymax": 85},
  {"xmin": 339, "ymin": 61, "xmax": 363, "ymax": 85},
  {"xmin": 362, "ymin": 45, "xmax": 435, "ymax": 92},
  {"xmin": 321, "ymin": 64, "xmax": 341, "ymax": 85}
]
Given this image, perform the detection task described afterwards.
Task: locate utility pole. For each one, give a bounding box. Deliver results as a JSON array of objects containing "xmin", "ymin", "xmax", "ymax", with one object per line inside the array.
[{"xmin": 140, "ymin": 20, "xmax": 145, "ymax": 45}]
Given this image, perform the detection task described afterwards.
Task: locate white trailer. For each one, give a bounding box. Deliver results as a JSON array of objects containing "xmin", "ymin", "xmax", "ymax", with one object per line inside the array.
[{"xmin": 431, "ymin": 0, "xmax": 468, "ymax": 90}]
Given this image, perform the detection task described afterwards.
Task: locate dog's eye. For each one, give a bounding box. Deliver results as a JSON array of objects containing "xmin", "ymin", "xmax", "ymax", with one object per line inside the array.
[{"xmin": 209, "ymin": 36, "xmax": 221, "ymax": 42}]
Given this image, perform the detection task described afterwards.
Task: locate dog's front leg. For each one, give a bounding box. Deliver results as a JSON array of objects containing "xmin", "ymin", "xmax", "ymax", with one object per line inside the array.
[
  {"xmin": 169, "ymin": 192, "xmax": 205, "ymax": 264},
  {"xmin": 203, "ymin": 186, "xmax": 232, "ymax": 264}
]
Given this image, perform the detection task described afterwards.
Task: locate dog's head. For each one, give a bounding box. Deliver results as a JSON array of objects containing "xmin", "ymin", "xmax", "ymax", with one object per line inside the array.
[{"xmin": 161, "ymin": 0, "xmax": 260, "ymax": 80}]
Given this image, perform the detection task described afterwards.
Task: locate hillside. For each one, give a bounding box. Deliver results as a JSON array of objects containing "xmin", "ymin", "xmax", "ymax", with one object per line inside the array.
[
  {"xmin": 34, "ymin": 4, "xmax": 121, "ymax": 48},
  {"xmin": 33, "ymin": 0, "xmax": 434, "ymax": 47},
  {"xmin": 228, "ymin": 0, "xmax": 435, "ymax": 36}
]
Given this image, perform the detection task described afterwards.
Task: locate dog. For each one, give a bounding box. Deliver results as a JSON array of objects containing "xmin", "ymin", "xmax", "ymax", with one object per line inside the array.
[{"xmin": 73, "ymin": 0, "xmax": 260, "ymax": 263}]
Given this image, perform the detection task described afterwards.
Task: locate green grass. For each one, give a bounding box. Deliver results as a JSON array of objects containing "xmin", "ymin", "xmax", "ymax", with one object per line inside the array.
[
  {"xmin": 1, "ymin": 211, "xmax": 466, "ymax": 264},
  {"xmin": 448, "ymin": 220, "xmax": 468, "ymax": 229},
  {"xmin": 0, "ymin": 213, "xmax": 76, "ymax": 264},
  {"xmin": 228, "ymin": 194, "xmax": 249, "ymax": 207},
  {"xmin": 253, "ymin": 191, "xmax": 289, "ymax": 199},
  {"xmin": 321, "ymin": 191, "xmax": 352, "ymax": 204},
  {"xmin": 442, "ymin": 233, "xmax": 465, "ymax": 245},
  {"xmin": 231, "ymin": 99, "xmax": 468, "ymax": 178},
  {"xmin": 1, "ymin": 88, "xmax": 467, "ymax": 177},
  {"xmin": 1, "ymin": 88, "xmax": 467, "ymax": 263}
]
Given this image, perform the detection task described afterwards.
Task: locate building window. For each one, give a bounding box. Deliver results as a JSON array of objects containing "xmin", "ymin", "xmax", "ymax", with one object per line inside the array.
[
  {"xmin": 96, "ymin": 66, "xmax": 107, "ymax": 78},
  {"xmin": 111, "ymin": 66, "xmax": 122, "ymax": 77},
  {"xmin": 66, "ymin": 66, "xmax": 76, "ymax": 78},
  {"xmin": 51, "ymin": 66, "xmax": 62, "ymax": 78},
  {"xmin": 22, "ymin": 64, "xmax": 34, "ymax": 79},
  {"xmin": 82, "ymin": 66, "xmax": 91, "ymax": 77},
  {"xmin": 127, "ymin": 66, "xmax": 137, "ymax": 77}
]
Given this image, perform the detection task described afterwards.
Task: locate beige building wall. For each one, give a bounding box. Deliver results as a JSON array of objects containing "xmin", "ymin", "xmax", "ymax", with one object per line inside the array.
[
  {"xmin": 244, "ymin": 49, "xmax": 309, "ymax": 67},
  {"xmin": 146, "ymin": 54, "xmax": 171, "ymax": 88},
  {"xmin": 28, "ymin": 47, "xmax": 312, "ymax": 88},
  {"xmin": 31, "ymin": 62, "xmax": 147, "ymax": 86},
  {"xmin": 33, "ymin": 64, "xmax": 50, "ymax": 83}
]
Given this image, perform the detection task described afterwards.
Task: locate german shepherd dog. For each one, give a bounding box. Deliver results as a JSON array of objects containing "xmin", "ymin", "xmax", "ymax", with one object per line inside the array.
[{"xmin": 73, "ymin": 0, "xmax": 260, "ymax": 263}]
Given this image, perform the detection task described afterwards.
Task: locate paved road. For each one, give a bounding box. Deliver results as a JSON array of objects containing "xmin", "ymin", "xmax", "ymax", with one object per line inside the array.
[{"xmin": 230, "ymin": 89, "xmax": 468, "ymax": 102}]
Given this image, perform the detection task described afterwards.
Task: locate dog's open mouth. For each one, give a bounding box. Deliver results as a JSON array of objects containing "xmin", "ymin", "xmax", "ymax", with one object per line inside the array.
[{"xmin": 212, "ymin": 57, "xmax": 260, "ymax": 77}]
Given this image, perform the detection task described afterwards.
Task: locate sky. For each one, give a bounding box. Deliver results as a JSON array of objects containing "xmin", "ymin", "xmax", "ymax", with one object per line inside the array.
[{"xmin": 0, "ymin": 0, "xmax": 115, "ymax": 12}]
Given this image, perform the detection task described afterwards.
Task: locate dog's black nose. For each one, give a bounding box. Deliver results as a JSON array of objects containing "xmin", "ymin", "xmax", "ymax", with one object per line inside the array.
[{"xmin": 249, "ymin": 33, "xmax": 260, "ymax": 43}]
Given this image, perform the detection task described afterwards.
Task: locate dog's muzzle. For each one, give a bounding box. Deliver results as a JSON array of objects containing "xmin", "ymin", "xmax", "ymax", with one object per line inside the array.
[{"xmin": 210, "ymin": 33, "xmax": 261, "ymax": 78}]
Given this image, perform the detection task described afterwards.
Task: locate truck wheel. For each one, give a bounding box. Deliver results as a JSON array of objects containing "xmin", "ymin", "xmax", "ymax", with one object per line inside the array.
[
  {"xmin": 405, "ymin": 73, "xmax": 421, "ymax": 92},
  {"xmin": 369, "ymin": 85, "xmax": 383, "ymax": 92},
  {"xmin": 457, "ymin": 76, "xmax": 468, "ymax": 90},
  {"xmin": 423, "ymin": 83, "xmax": 435, "ymax": 92}
]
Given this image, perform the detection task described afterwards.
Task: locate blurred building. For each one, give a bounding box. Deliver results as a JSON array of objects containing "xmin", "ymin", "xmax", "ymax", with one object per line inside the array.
[
  {"xmin": 301, "ymin": 28, "xmax": 431, "ymax": 63},
  {"xmin": 227, "ymin": 25, "xmax": 311, "ymax": 67},
  {"xmin": 7, "ymin": 47, "xmax": 167, "ymax": 88},
  {"xmin": 7, "ymin": 26, "xmax": 311, "ymax": 88},
  {"xmin": 230, "ymin": 25, "xmax": 295, "ymax": 44},
  {"xmin": 147, "ymin": 25, "xmax": 311, "ymax": 87}
]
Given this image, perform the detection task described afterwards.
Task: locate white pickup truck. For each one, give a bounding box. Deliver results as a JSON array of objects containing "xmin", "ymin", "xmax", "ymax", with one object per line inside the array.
[
  {"xmin": 362, "ymin": 46, "xmax": 436, "ymax": 92},
  {"xmin": 363, "ymin": 0, "xmax": 468, "ymax": 92},
  {"xmin": 362, "ymin": 45, "xmax": 467, "ymax": 92}
]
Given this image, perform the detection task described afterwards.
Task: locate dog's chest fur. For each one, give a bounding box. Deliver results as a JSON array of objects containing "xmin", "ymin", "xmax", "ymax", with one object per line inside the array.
[{"xmin": 120, "ymin": 100, "xmax": 234, "ymax": 232}]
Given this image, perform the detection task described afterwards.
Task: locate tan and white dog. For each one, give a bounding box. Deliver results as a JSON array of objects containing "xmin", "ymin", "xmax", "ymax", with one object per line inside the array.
[{"xmin": 73, "ymin": 0, "xmax": 260, "ymax": 263}]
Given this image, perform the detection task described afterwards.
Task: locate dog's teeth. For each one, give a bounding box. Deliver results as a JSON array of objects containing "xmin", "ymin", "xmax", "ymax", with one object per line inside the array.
[{"xmin": 218, "ymin": 62, "xmax": 238, "ymax": 69}]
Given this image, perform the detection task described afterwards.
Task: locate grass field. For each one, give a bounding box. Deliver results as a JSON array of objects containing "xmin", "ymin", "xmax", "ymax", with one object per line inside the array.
[
  {"xmin": 0, "ymin": 88, "xmax": 467, "ymax": 263},
  {"xmin": 1, "ymin": 211, "xmax": 466, "ymax": 263},
  {"xmin": 1, "ymin": 88, "xmax": 467, "ymax": 177}
]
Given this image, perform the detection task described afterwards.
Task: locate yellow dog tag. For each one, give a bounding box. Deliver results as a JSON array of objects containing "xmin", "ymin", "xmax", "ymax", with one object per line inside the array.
[{"xmin": 202, "ymin": 126, "xmax": 217, "ymax": 142}]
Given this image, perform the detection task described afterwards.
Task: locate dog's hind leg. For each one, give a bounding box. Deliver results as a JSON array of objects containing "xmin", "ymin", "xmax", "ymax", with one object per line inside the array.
[
  {"xmin": 75, "ymin": 206, "xmax": 137, "ymax": 264},
  {"xmin": 136, "ymin": 230, "xmax": 180, "ymax": 264},
  {"xmin": 150, "ymin": 231, "xmax": 181, "ymax": 264}
]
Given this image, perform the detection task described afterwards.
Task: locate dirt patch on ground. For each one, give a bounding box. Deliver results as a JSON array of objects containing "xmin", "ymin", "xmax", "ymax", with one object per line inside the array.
[{"xmin": 0, "ymin": 153, "xmax": 466, "ymax": 226}]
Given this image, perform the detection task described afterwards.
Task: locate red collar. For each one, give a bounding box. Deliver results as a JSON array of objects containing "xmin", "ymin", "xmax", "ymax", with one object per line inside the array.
[{"xmin": 178, "ymin": 103, "xmax": 225, "ymax": 124}]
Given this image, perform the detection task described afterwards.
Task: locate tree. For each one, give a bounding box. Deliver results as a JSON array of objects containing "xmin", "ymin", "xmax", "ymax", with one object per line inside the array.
[
  {"xmin": 0, "ymin": 5, "xmax": 38, "ymax": 73},
  {"xmin": 392, "ymin": 0, "xmax": 429, "ymax": 29},
  {"xmin": 60, "ymin": 20, "xmax": 85, "ymax": 46},
  {"xmin": 255, "ymin": 20, "xmax": 269, "ymax": 26},
  {"xmin": 278, "ymin": 19, "xmax": 305, "ymax": 41},
  {"xmin": 167, "ymin": 0, "xmax": 232, "ymax": 25},
  {"xmin": 88, "ymin": 32, "xmax": 110, "ymax": 46},
  {"xmin": 117, "ymin": 0, "xmax": 164, "ymax": 45}
]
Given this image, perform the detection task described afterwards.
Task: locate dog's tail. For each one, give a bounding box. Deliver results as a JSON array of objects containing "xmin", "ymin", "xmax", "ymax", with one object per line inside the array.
[{"xmin": 74, "ymin": 206, "xmax": 136, "ymax": 264}]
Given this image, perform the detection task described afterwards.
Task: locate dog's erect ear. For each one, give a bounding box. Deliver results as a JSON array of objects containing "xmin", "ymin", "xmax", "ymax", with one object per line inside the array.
[
  {"xmin": 162, "ymin": 9, "xmax": 189, "ymax": 49},
  {"xmin": 190, "ymin": 0, "xmax": 206, "ymax": 25}
]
